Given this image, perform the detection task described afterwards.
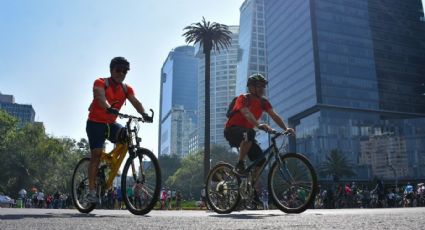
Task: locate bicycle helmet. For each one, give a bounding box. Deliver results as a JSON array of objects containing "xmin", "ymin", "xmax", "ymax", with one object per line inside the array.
[
  {"xmin": 110, "ymin": 57, "xmax": 130, "ymax": 71},
  {"xmin": 247, "ymin": 73, "xmax": 268, "ymax": 86}
]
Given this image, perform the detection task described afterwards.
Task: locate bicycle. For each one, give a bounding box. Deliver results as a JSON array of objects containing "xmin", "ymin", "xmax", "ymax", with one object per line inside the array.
[
  {"xmin": 71, "ymin": 110, "xmax": 161, "ymax": 215},
  {"xmin": 205, "ymin": 129, "xmax": 318, "ymax": 214}
]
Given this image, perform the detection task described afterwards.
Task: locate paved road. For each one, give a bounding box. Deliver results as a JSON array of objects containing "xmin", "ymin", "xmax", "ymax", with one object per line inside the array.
[{"xmin": 1, "ymin": 207, "xmax": 425, "ymax": 230}]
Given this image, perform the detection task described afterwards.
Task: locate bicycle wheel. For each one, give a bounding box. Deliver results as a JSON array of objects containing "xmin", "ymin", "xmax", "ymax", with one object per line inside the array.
[
  {"xmin": 121, "ymin": 149, "xmax": 161, "ymax": 215},
  {"xmin": 205, "ymin": 163, "xmax": 240, "ymax": 214},
  {"xmin": 71, "ymin": 157, "xmax": 96, "ymax": 213},
  {"xmin": 268, "ymin": 153, "xmax": 317, "ymax": 214}
]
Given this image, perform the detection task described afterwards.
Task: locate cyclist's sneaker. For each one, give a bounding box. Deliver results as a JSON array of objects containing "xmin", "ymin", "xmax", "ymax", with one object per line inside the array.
[
  {"xmin": 84, "ymin": 191, "xmax": 98, "ymax": 204},
  {"xmin": 233, "ymin": 161, "xmax": 246, "ymax": 175}
]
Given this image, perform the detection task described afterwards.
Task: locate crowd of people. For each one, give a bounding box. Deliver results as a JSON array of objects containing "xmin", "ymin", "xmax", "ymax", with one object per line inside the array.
[
  {"xmin": 5, "ymin": 181, "xmax": 425, "ymax": 211},
  {"xmin": 14, "ymin": 189, "xmax": 72, "ymax": 209},
  {"xmin": 315, "ymin": 181, "xmax": 425, "ymax": 209}
]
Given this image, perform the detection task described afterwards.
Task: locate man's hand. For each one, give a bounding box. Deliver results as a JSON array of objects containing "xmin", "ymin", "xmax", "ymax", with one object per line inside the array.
[
  {"xmin": 142, "ymin": 113, "xmax": 153, "ymax": 123},
  {"xmin": 285, "ymin": 128, "xmax": 295, "ymax": 135},
  {"xmin": 106, "ymin": 107, "xmax": 119, "ymax": 115},
  {"xmin": 258, "ymin": 123, "xmax": 272, "ymax": 132}
]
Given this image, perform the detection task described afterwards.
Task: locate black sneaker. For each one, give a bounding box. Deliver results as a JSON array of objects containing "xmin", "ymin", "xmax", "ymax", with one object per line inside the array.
[{"xmin": 233, "ymin": 161, "xmax": 246, "ymax": 175}]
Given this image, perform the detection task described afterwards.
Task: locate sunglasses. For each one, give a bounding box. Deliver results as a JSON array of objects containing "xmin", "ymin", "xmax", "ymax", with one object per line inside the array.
[{"xmin": 114, "ymin": 67, "xmax": 129, "ymax": 74}]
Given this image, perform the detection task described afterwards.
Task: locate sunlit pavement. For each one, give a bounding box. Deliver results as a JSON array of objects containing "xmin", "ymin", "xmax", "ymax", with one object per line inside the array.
[{"xmin": 1, "ymin": 207, "xmax": 425, "ymax": 229}]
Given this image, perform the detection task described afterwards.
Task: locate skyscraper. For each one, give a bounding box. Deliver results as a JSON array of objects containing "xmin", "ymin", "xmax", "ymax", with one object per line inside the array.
[
  {"xmin": 236, "ymin": 0, "xmax": 268, "ymax": 95},
  {"xmin": 196, "ymin": 26, "xmax": 240, "ymax": 148},
  {"xmin": 159, "ymin": 46, "xmax": 198, "ymax": 156},
  {"xmin": 237, "ymin": 0, "xmax": 270, "ymax": 149},
  {"xmin": 0, "ymin": 92, "xmax": 35, "ymax": 124},
  {"xmin": 265, "ymin": 0, "xmax": 425, "ymax": 179}
]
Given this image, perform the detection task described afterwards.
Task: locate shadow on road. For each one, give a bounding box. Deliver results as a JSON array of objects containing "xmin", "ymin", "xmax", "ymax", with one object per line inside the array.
[
  {"xmin": 210, "ymin": 213, "xmax": 287, "ymax": 220},
  {"xmin": 0, "ymin": 213, "xmax": 124, "ymax": 220}
]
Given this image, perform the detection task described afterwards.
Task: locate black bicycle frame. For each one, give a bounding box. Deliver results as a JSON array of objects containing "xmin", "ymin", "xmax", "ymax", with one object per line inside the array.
[{"xmin": 244, "ymin": 132, "xmax": 295, "ymax": 186}]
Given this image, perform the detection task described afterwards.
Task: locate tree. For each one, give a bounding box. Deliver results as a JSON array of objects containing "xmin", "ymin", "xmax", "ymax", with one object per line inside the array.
[
  {"xmin": 158, "ymin": 154, "xmax": 182, "ymax": 185},
  {"xmin": 0, "ymin": 110, "xmax": 87, "ymax": 197},
  {"xmin": 166, "ymin": 152, "xmax": 203, "ymax": 199},
  {"xmin": 183, "ymin": 17, "xmax": 232, "ymax": 181},
  {"xmin": 319, "ymin": 149, "xmax": 356, "ymax": 181}
]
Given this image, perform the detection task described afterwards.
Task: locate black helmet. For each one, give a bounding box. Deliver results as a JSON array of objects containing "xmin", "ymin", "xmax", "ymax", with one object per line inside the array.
[
  {"xmin": 110, "ymin": 57, "xmax": 130, "ymax": 71},
  {"xmin": 247, "ymin": 73, "xmax": 268, "ymax": 86}
]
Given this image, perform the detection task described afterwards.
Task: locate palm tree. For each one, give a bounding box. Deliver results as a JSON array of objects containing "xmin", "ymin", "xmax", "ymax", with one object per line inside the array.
[
  {"xmin": 319, "ymin": 149, "xmax": 356, "ymax": 181},
  {"xmin": 183, "ymin": 17, "xmax": 232, "ymax": 181}
]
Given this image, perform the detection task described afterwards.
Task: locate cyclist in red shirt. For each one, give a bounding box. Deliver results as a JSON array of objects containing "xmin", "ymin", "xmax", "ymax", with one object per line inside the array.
[
  {"xmin": 85, "ymin": 57, "xmax": 150, "ymax": 203},
  {"xmin": 224, "ymin": 74, "xmax": 295, "ymax": 175}
]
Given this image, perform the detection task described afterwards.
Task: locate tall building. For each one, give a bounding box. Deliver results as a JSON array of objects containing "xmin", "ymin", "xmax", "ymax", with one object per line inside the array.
[
  {"xmin": 265, "ymin": 0, "xmax": 425, "ymax": 179},
  {"xmin": 237, "ymin": 0, "xmax": 270, "ymax": 149},
  {"xmin": 0, "ymin": 92, "xmax": 35, "ymax": 123},
  {"xmin": 236, "ymin": 0, "xmax": 268, "ymax": 95},
  {"xmin": 196, "ymin": 26, "xmax": 240, "ymax": 148},
  {"xmin": 159, "ymin": 46, "xmax": 198, "ymax": 156}
]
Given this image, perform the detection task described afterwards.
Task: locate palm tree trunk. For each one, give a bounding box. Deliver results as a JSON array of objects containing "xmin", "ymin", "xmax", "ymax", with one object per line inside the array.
[{"xmin": 204, "ymin": 49, "xmax": 211, "ymax": 182}]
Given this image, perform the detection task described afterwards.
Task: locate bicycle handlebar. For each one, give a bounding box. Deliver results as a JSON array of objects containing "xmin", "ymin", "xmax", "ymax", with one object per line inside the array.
[
  {"xmin": 267, "ymin": 129, "xmax": 293, "ymax": 137},
  {"xmin": 117, "ymin": 109, "xmax": 154, "ymax": 123}
]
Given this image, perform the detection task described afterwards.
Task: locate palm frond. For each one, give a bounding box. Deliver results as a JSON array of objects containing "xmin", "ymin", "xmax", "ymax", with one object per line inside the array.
[{"xmin": 182, "ymin": 17, "xmax": 233, "ymax": 53}]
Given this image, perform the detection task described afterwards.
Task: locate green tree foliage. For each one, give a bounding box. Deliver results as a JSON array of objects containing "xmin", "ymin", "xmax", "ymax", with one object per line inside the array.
[
  {"xmin": 0, "ymin": 109, "xmax": 89, "ymax": 197},
  {"xmin": 164, "ymin": 145, "xmax": 237, "ymax": 199},
  {"xmin": 319, "ymin": 149, "xmax": 356, "ymax": 181}
]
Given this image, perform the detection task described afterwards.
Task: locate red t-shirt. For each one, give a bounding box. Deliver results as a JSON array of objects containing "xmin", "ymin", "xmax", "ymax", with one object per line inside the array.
[
  {"xmin": 225, "ymin": 94, "xmax": 272, "ymax": 129},
  {"xmin": 88, "ymin": 78, "xmax": 135, "ymax": 123}
]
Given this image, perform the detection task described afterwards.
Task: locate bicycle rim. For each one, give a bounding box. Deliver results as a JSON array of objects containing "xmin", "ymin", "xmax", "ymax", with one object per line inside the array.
[
  {"xmin": 71, "ymin": 158, "xmax": 96, "ymax": 213},
  {"xmin": 205, "ymin": 163, "xmax": 240, "ymax": 214},
  {"xmin": 121, "ymin": 149, "xmax": 161, "ymax": 215},
  {"xmin": 268, "ymin": 153, "xmax": 317, "ymax": 213}
]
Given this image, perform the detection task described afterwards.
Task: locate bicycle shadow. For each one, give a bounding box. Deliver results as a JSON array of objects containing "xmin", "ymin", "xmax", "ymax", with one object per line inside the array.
[
  {"xmin": 210, "ymin": 212, "xmax": 288, "ymax": 220},
  {"xmin": 0, "ymin": 212, "xmax": 133, "ymax": 220}
]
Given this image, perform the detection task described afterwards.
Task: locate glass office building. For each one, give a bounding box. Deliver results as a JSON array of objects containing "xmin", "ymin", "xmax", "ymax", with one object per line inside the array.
[
  {"xmin": 236, "ymin": 0, "xmax": 268, "ymax": 95},
  {"xmin": 0, "ymin": 92, "xmax": 35, "ymax": 124},
  {"xmin": 159, "ymin": 46, "xmax": 198, "ymax": 156},
  {"xmin": 197, "ymin": 26, "xmax": 240, "ymax": 148},
  {"xmin": 265, "ymin": 0, "xmax": 425, "ymax": 180}
]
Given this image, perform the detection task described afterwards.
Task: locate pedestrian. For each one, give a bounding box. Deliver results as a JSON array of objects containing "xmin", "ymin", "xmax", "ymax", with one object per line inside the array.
[
  {"xmin": 36, "ymin": 190, "xmax": 45, "ymax": 208},
  {"xmin": 117, "ymin": 187, "xmax": 123, "ymax": 209},
  {"xmin": 261, "ymin": 189, "xmax": 269, "ymax": 210},
  {"xmin": 200, "ymin": 188, "xmax": 206, "ymax": 209},
  {"xmin": 176, "ymin": 191, "xmax": 182, "ymax": 210},
  {"xmin": 133, "ymin": 180, "xmax": 143, "ymax": 208},
  {"xmin": 160, "ymin": 188, "xmax": 167, "ymax": 210},
  {"xmin": 167, "ymin": 189, "xmax": 172, "ymax": 210}
]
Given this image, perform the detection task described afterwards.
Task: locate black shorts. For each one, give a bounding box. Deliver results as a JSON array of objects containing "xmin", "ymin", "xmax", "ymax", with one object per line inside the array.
[
  {"xmin": 86, "ymin": 120, "xmax": 124, "ymax": 150},
  {"xmin": 224, "ymin": 126, "xmax": 264, "ymax": 162}
]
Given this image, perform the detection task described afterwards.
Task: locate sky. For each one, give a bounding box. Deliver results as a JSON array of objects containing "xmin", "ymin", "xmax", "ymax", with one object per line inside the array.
[
  {"xmin": 0, "ymin": 0, "xmax": 244, "ymax": 152},
  {"xmin": 1, "ymin": 0, "xmax": 424, "ymax": 153}
]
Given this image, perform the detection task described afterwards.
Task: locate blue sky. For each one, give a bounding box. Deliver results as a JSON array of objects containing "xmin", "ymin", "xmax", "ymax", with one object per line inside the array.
[
  {"xmin": 0, "ymin": 0, "xmax": 243, "ymax": 152},
  {"xmin": 1, "ymin": 0, "xmax": 424, "ymax": 153}
]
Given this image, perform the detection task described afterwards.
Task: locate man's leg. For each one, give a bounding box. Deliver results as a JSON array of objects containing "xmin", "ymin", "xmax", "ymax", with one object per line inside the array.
[
  {"xmin": 88, "ymin": 148, "xmax": 102, "ymax": 191},
  {"xmin": 239, "ymin": 140, "xmax": 252, "ymax": 162}
]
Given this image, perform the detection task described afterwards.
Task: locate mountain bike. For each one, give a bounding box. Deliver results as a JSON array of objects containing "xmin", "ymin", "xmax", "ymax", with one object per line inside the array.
[
  {"xmin": 71, "ymin": 110, "xmax": 161, "ymax": 215},
  {"xmin": 205, "ymin": 130, "xmax": 317, "ymax": 214}
]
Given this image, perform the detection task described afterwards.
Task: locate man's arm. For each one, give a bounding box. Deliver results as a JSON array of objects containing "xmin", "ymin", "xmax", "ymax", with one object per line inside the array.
[
  {"xmin": 240, "ymin": 107, "xmax": 261, "ymax": 127},
  {"xmin": 127, "ymin": 94, "xmax": 146, "ymax": 115},
  {"xmin": 266, "ymin": 108, "xmax": 291, "ymax": 131},
  {"xmin": 93, "ymin": 86, "xmax": 111, "ymax": 109}
]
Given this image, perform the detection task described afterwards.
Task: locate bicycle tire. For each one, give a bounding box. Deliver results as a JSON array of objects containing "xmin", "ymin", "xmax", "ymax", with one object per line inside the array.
[
  {"xmin": 121, "ymin": 149, "xmax": 161, "ymax": 215},
  {"xmin": 268, "ymin": 153, "xmax": 317, "ymax": 214},
  {"xmin": 71, "ymin": 157, "xmax": 96, "ymax": 213},
  {"xmin": 205, "ymin": 162, "xmax": 241, "ymax": 214}
]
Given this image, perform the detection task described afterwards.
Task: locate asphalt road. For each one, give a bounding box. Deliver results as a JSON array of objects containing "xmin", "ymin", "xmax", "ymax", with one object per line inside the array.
[{"xmin": 1, "ymin": 207, "xmax": 424, "ymax": 230}]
